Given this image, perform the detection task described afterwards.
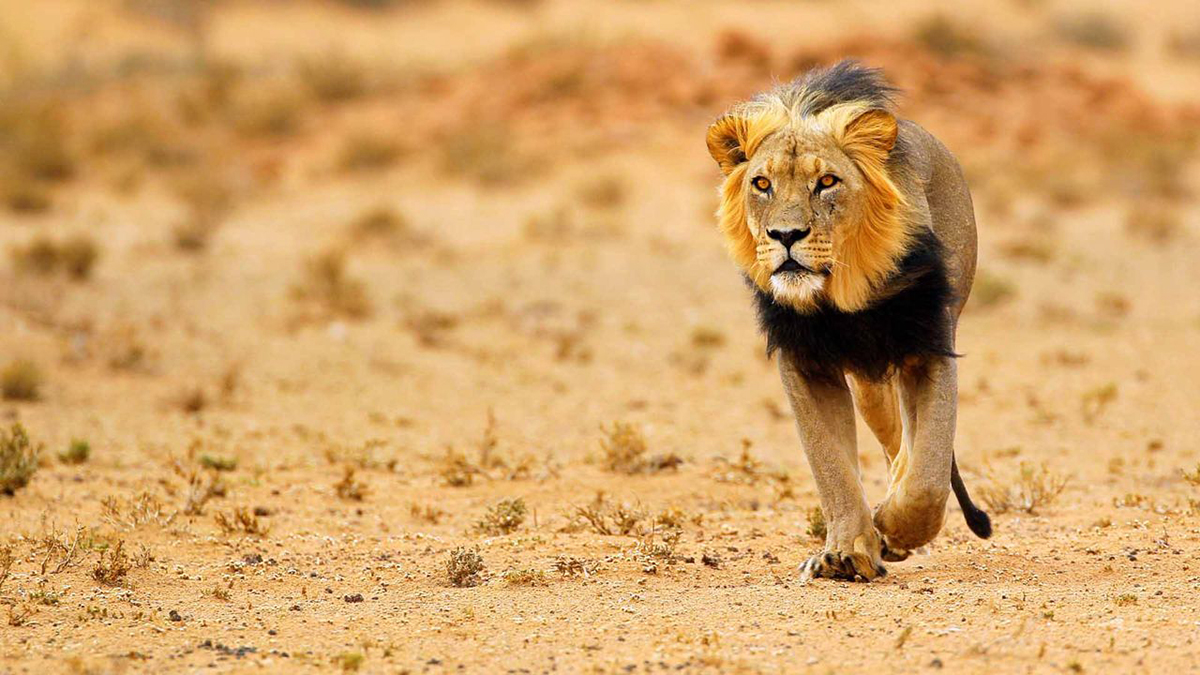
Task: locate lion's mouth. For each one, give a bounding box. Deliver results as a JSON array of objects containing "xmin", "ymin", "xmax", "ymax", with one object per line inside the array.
[{"xmin": 775, "ymin": 259, "xmax": 814, "ymax": 275}]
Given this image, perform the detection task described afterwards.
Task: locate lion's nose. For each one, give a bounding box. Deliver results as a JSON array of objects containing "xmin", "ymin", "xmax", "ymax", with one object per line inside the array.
[{"xmin": 766, "ymin": 227, "xmax": 810, "ymax": 249}]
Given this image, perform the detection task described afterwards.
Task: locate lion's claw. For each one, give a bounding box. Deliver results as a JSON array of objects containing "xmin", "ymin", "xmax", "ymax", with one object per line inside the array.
[{"xmin": 799, "ymin": 550, "xmax": 887, "ymax": 582}]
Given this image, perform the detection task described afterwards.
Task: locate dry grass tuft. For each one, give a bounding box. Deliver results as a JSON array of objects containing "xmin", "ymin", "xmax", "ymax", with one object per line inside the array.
[
  {"xmin": 913, "ymin": 15, "xmax": 989, "ymax": 58},
  {"xmin": 571, "ymin": 493, "xmax": 646, "ymax": 536},
  {"xmin": 10, "ymin": 235, "xmax": 99, "ymax": 280},
  {"xmin": 172, "ymin": 176, "xmax": 234, "ymax": 253},
  {"xmin": 500, "ymin": 568, "xmax": 549, "ymax": 586},
  {"xmin": 980, "ymin": 463, "xmax": 1069, "ymax": 515},
  {"xmin": 0, "ymin": 423, "xmax": 40, "ymax": 495},
  {"xmin": 58, "ymin": 439, "xmax": 91, "ymax": 465},
  {"xmin": 214, "ymin": 507, "xmax": 270, "ymax": 537},
  {"xmin": 101, "ymin": 491, "xmax": 172, "ymax": 529},
  {"xmin": 292, "ymin": 249, "xmax": 372, "ymax": 320},
  {"xmin": 474, "ymin": 498, "xmax": 527, "ymax": 535},
  {"xmin": 1, "ymin": 359, "xmax": 43, "ymax": 402},
  {"xmin": 806, "ymin": 506, "xmax": 827, "ymax": 540},
  {"xmin": 968, "ymin": 272, "xmax": 1016, "ymax": 311},
  {"xmin": 553, "ymin": 556, "xmax": 600, "ymax": 578},
  {"xmin": 91, "ymin": 540, "xmax": 132, "ymax": 586},
  {"xmin": 410, "ymin": 502, "xmax": 446, "ymax": 524},
  {"xmin": 297, "ymin": 54, "xmax": 370, "ymax": 103},
  {"xmin": 447, "ymin": 547, "xmax": 486, "ymax": 587},
  {"xmin": 1125, "ymin": 203, "xmax": 1182, "ymax": 244},
  {"xmin": 338, "ymin": 132, "xmax": 404, "ymax": 172},
  {"xmin": 334, "ymin": 466, "xmax": 369, "ymax": 501},
  {"xmin": 599, "ymin": 422, "xmax": 681, "ymax": 474},
  {"xmin": 1053, "ymin": 12, "xmax": 1130, "ymax": 52},
  {"xmin": 576, "ymin": 174, "xmax": 627, "ymax": 210},
  {"xmin": 1181, "ymin": 465, "xmax": 1200, "ymax": 487}
]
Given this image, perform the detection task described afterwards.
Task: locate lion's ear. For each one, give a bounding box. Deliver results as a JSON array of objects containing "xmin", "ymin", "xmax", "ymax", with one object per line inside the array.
[
  {"xmin": 706, "ymin": 114, "xmax": 750, "ymax": 175},
  {"xmin": 841, "ymin": 108, "xmax": 898, "ymax": 156}
]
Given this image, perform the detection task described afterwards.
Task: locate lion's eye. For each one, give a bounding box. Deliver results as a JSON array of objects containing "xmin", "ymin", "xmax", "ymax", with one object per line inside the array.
[
  {"xmin": 752, "ymin": 176, "xmax": 772, "ymax": 192},
  {"xmin": 816, "ymin": 174, "xmax": 839, "ymax": 191}
]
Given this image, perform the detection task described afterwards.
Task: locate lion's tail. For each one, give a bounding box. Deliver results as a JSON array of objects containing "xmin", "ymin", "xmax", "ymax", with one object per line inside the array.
[{"xmin": 951, "ymin": 455, "xmax": 992, "ymax": 539}]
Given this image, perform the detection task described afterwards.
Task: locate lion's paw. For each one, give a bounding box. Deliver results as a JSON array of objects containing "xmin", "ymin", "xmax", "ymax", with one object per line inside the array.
[{"xmin": 799, "ymin": 549, "xmax": 886, "ymax": 583}]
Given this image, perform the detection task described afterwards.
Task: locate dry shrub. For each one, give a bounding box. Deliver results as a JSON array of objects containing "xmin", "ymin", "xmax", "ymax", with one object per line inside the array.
[
  {"xmin": 0, "ymin": 544, "xmax": 14, "ymax": 592},
  {"xmin": 806, "ymin": 506, "xmax": 827, "ymax": 540},
  {"xmin": 501, "ymin": 568, "xmax": 548, "ymax": 586},
  {"xmin": 292, "ymin": 249, "xmax": 372, "ymax": 319},
  {"xmin": 599, "ymin": 422, "xmax": 681, "ymax": 474},
  {"xmin": 410, "ymin": 502, "xmax": 445, "ymax": 524},
  {"xmin": 1053, "ymin": 12, "xmax": 1130, "ymax": 52},
  {"xmin": 447, "ymin": 547, "xmax": 486, "ymax": 587},
  {"xmin": 297, "ymin": 54, "xmax": 370, "ymax": 103},
  {"xmin": 980, "ymin": 463, "xmax": 1069, "ymax": 515},
  {"xmin": 91, "ymin": 540, "xmax": 131, "ymax": 586},
  {"xmin": 1182, "ymin": 465, "xmax": 1200, "ymax": 487},
  {"xmin": 571, "ymin": 493, "xmax": 645, "ymax": 536},
  {"xmin": 474, "ymin": 498, "xmax": 527, "ymax": 535},
  {"xmin": 967, "ymin": 272, "xmax": 1016, "ymax": 311},
  {"xmin": 553, "ymin": 556, "xmax": 600, "ymax": 578},
  {"xmin": 1, "ymin": 359, "xmax": 43, "ymax": 401},
  {"xmin": 349, "ymin": 206, "xmax": 407, "ymax": 240},
  {"xmin": 58, "ymin": 439, "xmax": 91, "ymax": 465},
  {"xmin": 912, "ymin": 15, "xmax": 990, "ymax": 58},
  {"xmin": 101, "ymin": 491, "xmax": 172, "ymax": 529},
  {"xmin": 438, "ymin": 126, "xmax": 532, "ymax": 187},
  {"xmin": 338, "ymin": 132, "xmax": 404, "ymax": 172},
  {"xmin": 10, "ymin": 235, "xmax": 99, "ymax": 280},
  {"xmin": 214, "ymin": 507, "xmax": 269, "ymax": 537},
  {"xmin": 35, "ymin": 525, "xmax": 88, "ymax": 575},
  {"xmin": 1125, "ymin": 203, "xmax": 1182, "ymax": 244},
  {"xmin": 576, "ymin": 174, "xmax": 627, "ymax": 210},
  {"xmin": 173, "ymin": 175, "xmax": 234, "ymax": 253},
  {"xmin": 0, "ymin": 423, "xmax": 40, "ymax": 495},
  {"xmin": 232, "ymin": 85, "xmax": 304, "ymax": 138},
  {"xmin": 334, "ymin": 466, "xmax": 368, "ymax": 501},
  {"xmin": 1081, "ymin": 382, "xmax": 1118, "ymax": 423}
]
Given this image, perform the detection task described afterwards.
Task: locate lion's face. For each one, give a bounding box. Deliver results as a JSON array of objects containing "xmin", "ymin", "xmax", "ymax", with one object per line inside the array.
[
  {"xmin": 741, "ymin": 130, "xmax": 871, "ymax": 310},
  {"xmin": 708, "ymin": 100, "xmax": 912, "ymax": 314}
]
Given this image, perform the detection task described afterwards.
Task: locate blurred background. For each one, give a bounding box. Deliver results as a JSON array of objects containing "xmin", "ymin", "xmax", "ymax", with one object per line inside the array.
[{"xmin": 2, "ymin": 1, "xmax": 1200, "ymax": 671}]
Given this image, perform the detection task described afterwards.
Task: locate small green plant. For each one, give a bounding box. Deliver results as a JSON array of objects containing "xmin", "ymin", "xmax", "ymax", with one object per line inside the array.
[
  {"xmin": 58, "ymin": 439, "xmax": 90, "ymax": 465},
  {"xmin": 198, "ymin": 454, "xmax": 237, "ymax": 472},
  {"xmin": 1, "ymin": 359, "xmax": 43, "ymax": 401},
  {"xmin": 1, "ymin": 423, "xmax": 40, "ymax": 495},
  {"xmin": 91, "ymin": 540, "xmax": 131, "ymax": 586},
  {"xmin": 447, "ymin": 547, "xmax": 486, "ymax": 587},
  {"xmin": 474, "ymin": 498, "xmax": 527, "ymax": 535}
]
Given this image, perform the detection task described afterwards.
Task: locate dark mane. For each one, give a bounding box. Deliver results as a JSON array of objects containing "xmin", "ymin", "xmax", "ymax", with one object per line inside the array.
[
  {"xmin": 753, "ymin": 228, "xmax": 958, "ymax": 383},
  {"xmin": 770, "ymin": 60, "xmax": 900, "ymax": 117}
]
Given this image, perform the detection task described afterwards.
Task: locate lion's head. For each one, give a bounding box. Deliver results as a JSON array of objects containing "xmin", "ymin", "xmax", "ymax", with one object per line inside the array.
[{"xmin": 706, "ymin": 62, "xmax": 915, "ymax": 313}]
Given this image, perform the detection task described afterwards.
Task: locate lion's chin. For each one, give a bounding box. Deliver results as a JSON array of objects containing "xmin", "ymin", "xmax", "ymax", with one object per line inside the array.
[{"xmin": 769, "ymin": 271, "xmax": 826, "ymax": 311}]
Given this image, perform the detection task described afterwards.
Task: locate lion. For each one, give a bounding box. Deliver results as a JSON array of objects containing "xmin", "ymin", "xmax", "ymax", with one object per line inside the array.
[{"xmin": 705, "ymin": 61, "xmax": 991, "ymax": 581}]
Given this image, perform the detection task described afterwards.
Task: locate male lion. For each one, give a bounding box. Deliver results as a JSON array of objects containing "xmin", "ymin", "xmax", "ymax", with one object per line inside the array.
[{"xmin": 706, "ymin": 61, "xmax": 991, "ymax": 581}]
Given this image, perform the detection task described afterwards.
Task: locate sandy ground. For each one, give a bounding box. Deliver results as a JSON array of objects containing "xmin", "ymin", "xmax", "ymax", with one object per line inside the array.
[{"xmin": 1, "ymin": 1, "xmax": 1200, "ymax": 673}]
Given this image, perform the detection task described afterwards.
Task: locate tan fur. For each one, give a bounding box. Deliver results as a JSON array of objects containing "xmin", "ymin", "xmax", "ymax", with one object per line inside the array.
[{"xmin": 709, "ymin": 73, "xmax": 981, "ymax": 581}]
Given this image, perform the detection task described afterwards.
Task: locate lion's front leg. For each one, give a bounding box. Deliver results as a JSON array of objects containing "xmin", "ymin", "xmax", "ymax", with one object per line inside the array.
[
  {"xmin": 873, "ymin": 356, "xmax": 956, "ymax": 558},
  {"xmin": 777, "ymin": 353, "xmax": 886, "ymax": 582}
]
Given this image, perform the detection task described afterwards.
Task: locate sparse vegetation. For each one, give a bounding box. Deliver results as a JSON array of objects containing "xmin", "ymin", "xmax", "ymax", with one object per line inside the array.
[
  {"xmin": 571, "ymin": 493, "xmax": 646, "ymax": 536},
  {"xmin": 447, "ymin": 547, "xmax": 486, "ymax": 587},
  {"xmin": 1, "ymin": 359, "xmax": 43, "ymax": 401},
  {"xmin": 474, "ymin": 498, "xmax": 528, "ymax": 535},
  {"xmin": 980, "ymin": 463, "xmax": 1069, "ymax": 515},
  {"xmin": 9, "ymin": 235, "xmax": 99, "ymax": 280},
  {"xmin": 598, "ymin": 422, "xmax": 682, "ymax": 474},
  {"xmin": 0, "ymin": 423, "xmax": 40, "ymax": 495},
  {"xmin": 198, "ymin": 454, "xmax": 237, "ymax": 472},
  {"xmin": 91, "ymin": 540, "xmax": 132, "ymax": 586},
  {"xmin": 292, "ymin": 249, "xmax": 372, "ymax": 319},
  {"xmin": 58, "ymin": 439, "xmax": 91, "ymax": 465},
  {"xmin": 913, "ymin": 15, "xmax": 988, "ymax": 57},
  {"xmin": 1054, "ymin": 13, "xmax": 1130, "ymax": 51},
  {"xmin": 500, "ymin": 568, "xmax": 549, "ymax": 586},
  {"xmin": 338, "ymin": 132, "xmax": 404, "ymax": 172},
  {"xmin": 334, "ymin": 466, "xmax": 368, "ymax": 501},
  {"xmin": 806, "ymin": 506, "xmax": 827, "ymax": 540},
  {"xmin": 334, "ymin": 651, "xmax": 365, "ymax": 672},
  {"xmin": 214, "ymin": 507, "xmax": 270, "ymax": 537}
]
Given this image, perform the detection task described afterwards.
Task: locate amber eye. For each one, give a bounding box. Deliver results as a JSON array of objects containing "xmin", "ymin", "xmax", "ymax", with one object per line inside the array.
[
  {"xmin": 752, "ymin": 176, "xmax": 772, "ymax": 192},
  {"xmin": 817, "ymin": 174, "xmax": 839, "ymax": 190}
]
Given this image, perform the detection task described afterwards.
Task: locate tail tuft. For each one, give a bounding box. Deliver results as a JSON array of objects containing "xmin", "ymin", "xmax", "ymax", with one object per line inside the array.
[{"xmin": 951, "ymin": 456, "xmax": 993, "ymax": 539}]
